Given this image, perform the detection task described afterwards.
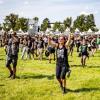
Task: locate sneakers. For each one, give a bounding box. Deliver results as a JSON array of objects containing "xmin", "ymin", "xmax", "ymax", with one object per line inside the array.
[
  {"xmin": 8, "ymin": 71, "xmax": 16, "ymax": 79},
  {"xmin": 60, "ymin": 84, "xmax": 67, "ymax": 94},
  {"xmin": 62, "ymin": 87, "xmax": 67, "ymax": 94},
  {"xmin": 67, "ymin": 70, "xmax": 71, "ymax": 78},
  {"xmin": 12, "ymin": 74, "xmax": 16, "ymax": 79},
  {"xmin": 8, "ymin": 71, "xmax": 13, "ymax": 78},
  {"xmin": 60, "ymin": 84, "xmax": 63, "ymax": 91}
]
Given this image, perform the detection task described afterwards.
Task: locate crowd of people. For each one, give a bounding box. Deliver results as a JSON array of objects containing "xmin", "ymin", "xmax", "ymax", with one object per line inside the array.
[{"xmin": 0, "ymin": 32, "xmax": 100, "ymax": 94}]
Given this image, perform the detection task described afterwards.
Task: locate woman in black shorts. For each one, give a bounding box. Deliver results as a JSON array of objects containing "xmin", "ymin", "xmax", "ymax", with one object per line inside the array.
[
  {"xmin": 79, "ymin": 39, "xmax": 89, "ymax": 67},
  {"xmin": 48, "ymin": 35, "xmax": 71, "ymax": 94}
]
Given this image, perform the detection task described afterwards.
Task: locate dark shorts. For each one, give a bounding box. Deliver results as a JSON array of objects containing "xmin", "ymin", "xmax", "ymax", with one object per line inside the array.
[
  {"xmin": 30, "ymin": 48, "xmax": 34, "ymax": 54},
  {"xmin": 91, "ymin": 46, "xmax": 96, "ymax": 49},
  {"xmin": 56, "ymin": 63, "xmax": 69, "ymax": 79},
  {"xmin": 44, "ymin": 43, "xmax": 48, "ymax": 47},
  {"xmin": 6, "ymin": 55, "xmax": 18, "ymax": 67},
  {"xmin": 88, "ymin": 47, "xmax": 91, "ymax": 51},
  {"xmin": 82, "ymin": 52, "xmax": 89, "ymax": 57},
  {"xmin": 48, "ymin": 47, "xmax": 55, "ymax": 54}
]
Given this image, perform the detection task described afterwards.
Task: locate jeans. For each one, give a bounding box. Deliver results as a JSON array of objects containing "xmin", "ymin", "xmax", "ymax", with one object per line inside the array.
[{"xmin": 21, "ymin": 46, "xmax": 31, "ymax": 59}]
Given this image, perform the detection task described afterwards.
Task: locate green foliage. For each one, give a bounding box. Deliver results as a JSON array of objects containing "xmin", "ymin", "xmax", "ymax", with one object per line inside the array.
[
  {"xmin": 41, "ymin": 18, "xmax": 51, "ymax": 32},
  {"xmin": 73, "ymin": 14, "xmax": 96, "ymax": 32},
  {"xmin": 33, "ymin": 17, "xmax": 39, "ymax": 21},
  {"xmin": 53, "ymin": 21, "xmax": 60, "ymax": 31},
  {"xmin": 0, "ymin": 24, "xmax": 2, "ymax": 30},
  {"xmin": 53, "ymin": 22, "xmax": 64, "ymax": 32},
  {"xmin": 3, "ymin": 13, "xmax": 18, "ymax": 31},
  {"xmin": 63, "ymin": 17, "xmax": 72, "ymax": 29},
  {"xmin": 3, "ymin": 13, "xmax": 28, "ymax": 32},
  {"xmin": 1, "ymin": 13, "xmax": 98, "ymax": 33},
  {"xmin": 14, "ymin": 17, "xmax": 28, "ymax": 32}
]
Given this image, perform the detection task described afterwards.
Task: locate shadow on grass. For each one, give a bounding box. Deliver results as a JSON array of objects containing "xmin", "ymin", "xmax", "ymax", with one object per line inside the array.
[
  {"xmin": 71, "ymin": 65, "xmax": 82, "ymax": 67},
  {"xmin": 71, "ymin": 65, "xmax": 100, "ymax": 68},
  {"xmin": 67, "ymin": 87, "xmax": 100, "ymax": 93},
  {"xmin": 18, "ymin": 74, "xmax": 55, "ymax": 80},
  {"xmin": 0, "ymin": 58, "xmax": 4, "ymax": 60},
  {"xmin": 87, "ymin": 65, "xmax": 100, "ymax": 68},
  {"xmin": 0, "ymin": 84, "xmax": 5, "ymax": 87}
]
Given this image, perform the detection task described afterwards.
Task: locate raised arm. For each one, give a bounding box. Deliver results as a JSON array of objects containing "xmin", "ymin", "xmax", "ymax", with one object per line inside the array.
[
  {"xmin": 65, "ymin": 34, "xmax": 71, "ymax": 48},
  {"xmin": 48, "ymin": 36, "xmax": 58, "ymax": 48}
]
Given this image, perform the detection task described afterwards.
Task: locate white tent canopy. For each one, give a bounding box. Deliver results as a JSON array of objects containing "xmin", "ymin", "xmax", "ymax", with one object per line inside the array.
[
  {"xmin": 88, "ymin": 29, "xmax": 92, "ymax": 33},
  {"xmin": 74, "ymin": 28, "xmax": 80, "ymax": 35},
  {"xmin": 56, "ymin": 29, "xmax": 59, "ymax": 32},
  {"xmin": 53, "ymin": 29, "xmax": 61, "ymax": 35},
  {"xmin": 10, "ymin": 28, "xmax": 13, "ymax": 32},
  {"xmin": 65, "ymin": 27, "xmax": 70, "ymax": 32},
  {"xmin": 75, "ymin": 28, "xmax": 80, "ymax": 32},
  {"xmin": 19, "ymin": 28, "xmax": 23, "ymax": 32},
  {"xmin": 64, "ymin": 27, "xmax": 70, "ymax": 35},
  {"xmin": 46, "ymin": 28, "xmax": 50, "ymax": 33},
  {"xmin": 1, "ymin": 28, "xmax": 5, "ymax": 33},
  {"xmin": 98, "ymin": 29, "xmax": 100, "ymax": 34},
  {"xmin": 95, "ymin": 29, "xmax": 100, "ymax": 35},
  {"xmin": 17, "ymin": 28, "xmax": 24, "ymax": 35}
]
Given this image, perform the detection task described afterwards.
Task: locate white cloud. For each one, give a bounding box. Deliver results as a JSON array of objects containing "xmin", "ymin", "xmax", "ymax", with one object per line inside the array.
[
  {"xmin": 94, "ymin": 11, "xmax": 98, "ymax": 14},
  {"xmin": 24, "ymin": 1, "xmax": 29, "ymax": 5},
  {"xmin": 80, "ymin": 11, "xmax": 89, "ymax": 15},
  {"xmin": 0, "ymin": 0, "xmax": 4, "ymax": 4},
  {"xmin": 85, "ymin": 6, "xmax": 89, "ymax": 10}
]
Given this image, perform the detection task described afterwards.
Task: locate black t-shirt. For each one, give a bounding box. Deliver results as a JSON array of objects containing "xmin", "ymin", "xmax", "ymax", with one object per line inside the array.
[
  {"xmin": 7, "ymin": 37, "xmax": 19, "ymax": 56},
  {"xmin": 56, "ymin": 45, "xmax": 68, "ymax": 64},
  {"xmin": 28, "ymin": 40, "xmax": 32, "ymax": 48},
  {"xmin": 37, "ymin": 40, "xmax": 44, "ymax": 48}
]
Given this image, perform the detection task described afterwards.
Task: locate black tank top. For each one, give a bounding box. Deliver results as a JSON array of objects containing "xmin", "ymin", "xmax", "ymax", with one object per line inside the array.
[{"xmin": 56, "ymin": 45, "xmax": 68, "ymax": 64}]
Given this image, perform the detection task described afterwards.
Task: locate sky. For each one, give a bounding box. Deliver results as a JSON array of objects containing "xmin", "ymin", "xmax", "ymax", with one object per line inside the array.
[{"xmin": 0, "ymin": 0, "xmax": 100, "ymax": 27}]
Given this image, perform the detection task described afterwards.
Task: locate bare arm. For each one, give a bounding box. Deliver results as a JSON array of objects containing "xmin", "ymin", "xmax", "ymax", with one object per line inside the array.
[
  {"xmin": 48, "ymin": 36, "xmax": 58, "ymax": 48},
  {"xmin": 65, "ymin": 34, "xmax": 71, "ymax": 48}
]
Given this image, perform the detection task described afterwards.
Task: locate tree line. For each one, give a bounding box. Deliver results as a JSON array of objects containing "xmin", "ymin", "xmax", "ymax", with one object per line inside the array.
[{"xmin": 0, "ymin": 13, "xmax": 98, "ymax": 32}]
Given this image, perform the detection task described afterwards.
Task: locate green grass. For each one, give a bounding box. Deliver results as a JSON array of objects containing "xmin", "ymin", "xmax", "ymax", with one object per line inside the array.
[{"xmin": 0, "ymin": 48, "xmax": 100, "ymax": 100}]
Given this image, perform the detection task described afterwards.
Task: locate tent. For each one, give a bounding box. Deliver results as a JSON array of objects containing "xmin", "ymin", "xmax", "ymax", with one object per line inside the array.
[
  {"xmin": 0, "ymin": 28, "xmax": 5, "ymax": 35},
  {"xmin": 8, "ymin": 28, "xmax": 13, "ymax": 34},
  {"xmin": 17, "ymin": 28, "xmax": 24, "ymax": 35},
  {"xmin": 46, "ymin": 28, "xmax": 50, "ymax": 33},
  {"xmin": 87, "ymin": 29, "xmax": 94, "ymax": 35},
  {"xmin": 75, "ymin": 28, "xmax": 80, "ymax": 32},
  {"xmin": 54, "ymin": 29, "xmax": 60, "ymax": 35},
  {"xmin": 95, "ymin": 30, "xmax": 100, "ymax": 35},
  {"xmin": 74, "ymin": 28, "xmax": 80, "ymax": 35},
  {"xmin": 64, "ymin": 27, "xmax": 70, "ymax": 35},
  {"xmin": 56, "ymin": 29, "xmax": 59, "ymax": 32},
  {"xmin": 10, "ymin": 28, "xmax": 13, "ymax": 32},
  {"xmin": 88, "ymin": 29, "xmax": 92, "ymax": 33}
]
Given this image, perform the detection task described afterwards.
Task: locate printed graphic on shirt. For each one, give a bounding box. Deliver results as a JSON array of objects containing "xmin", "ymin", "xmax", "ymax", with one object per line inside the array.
[{"xmin": 57, "ymin": 49, "xmax": 64, "ymax": 58}]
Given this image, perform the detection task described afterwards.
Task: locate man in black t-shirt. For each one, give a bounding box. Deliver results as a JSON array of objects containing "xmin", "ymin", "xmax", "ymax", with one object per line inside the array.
[
  {"xmin": 6, "ymin": 32, "xmax": 19, "ymax": 79},
  {"xmin": 37, "ymin": 37, "xmax": 44, "ymax": 60}
]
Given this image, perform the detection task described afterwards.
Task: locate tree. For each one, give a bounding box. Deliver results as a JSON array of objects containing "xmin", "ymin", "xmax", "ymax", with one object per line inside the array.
[
  {"xmin": 73, "ymin": 14, "xmax": 96, "ymax": 32},
  {"xmin": 53, "ymin": 22, "xmax": 60, "ymax": 31},
  {"xmin": 63, "ymin": 17, "xmax": 72, "ymax": 29},
  {"xmin": 53, "ymin": 22, "xmax": 64, "ymax": 32},
  {"xmin": 86, "ymin": 14, "xmax": 96, "ymax": 31},
  {"xmin": 0, "ymin": 24, "xmax": 2, "ymax": 30},
  {"xmin": 33, "ymin": 17, "xmax": 39, "ymax": 22},
  {"xmin": 40, "ymin": 18, "xmax": 51, "ymax": 32},
  {"xmin": 15, "ymin": 17, "xmax": 28, "ymax": 32},
  {"xmin": 3, "ymin": 13, "xmax": 18, "ymax": 31}
]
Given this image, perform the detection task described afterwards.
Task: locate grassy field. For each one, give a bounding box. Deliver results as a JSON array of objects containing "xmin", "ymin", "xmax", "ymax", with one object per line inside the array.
[{"xmin": 0, "ymin": 48, "xmax": 100, "ymax": 100}]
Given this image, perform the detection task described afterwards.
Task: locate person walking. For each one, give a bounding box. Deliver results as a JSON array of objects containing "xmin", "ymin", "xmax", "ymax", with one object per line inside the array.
[{"xmin": 48, "ymin": 34, "xmax": 71, "ymax": 94}]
